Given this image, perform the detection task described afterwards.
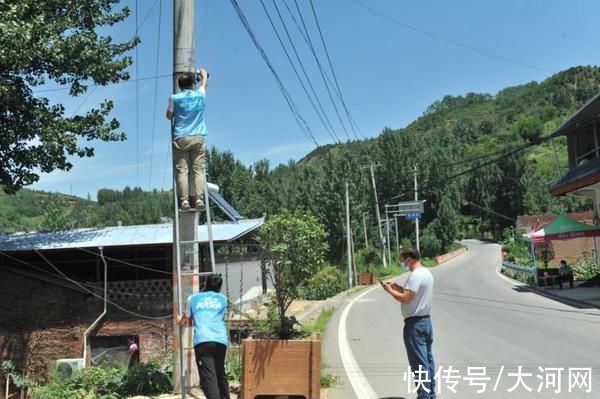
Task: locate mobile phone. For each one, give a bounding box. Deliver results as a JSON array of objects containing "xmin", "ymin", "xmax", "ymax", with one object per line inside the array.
[{"xmin": 378, "ymin": 278, "xmax": 385, "ymax": 286}]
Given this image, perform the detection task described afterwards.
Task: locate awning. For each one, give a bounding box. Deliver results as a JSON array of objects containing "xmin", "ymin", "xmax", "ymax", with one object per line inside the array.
[{"xmin": 523, "ymin": 213, "xmax": 600, "ymax": 242}]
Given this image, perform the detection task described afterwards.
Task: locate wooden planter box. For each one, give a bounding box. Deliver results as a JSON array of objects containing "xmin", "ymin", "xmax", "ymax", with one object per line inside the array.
[
  {"xmin": 358, "ymin": 271, "xmax": 376, "ymax": 285},
  {"xmin": 241, "ymin": 334, "xmax": 321, "ymax": 399}
]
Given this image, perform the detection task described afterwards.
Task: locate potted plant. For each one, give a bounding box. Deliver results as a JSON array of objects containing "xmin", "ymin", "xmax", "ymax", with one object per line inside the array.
[
  {"xmin": 356, "ymin": 246, "xmax": 379, "ymax": 285},
  {"xmin": 241, "ymin": 210, "xmax": 327, "ymax": 399}
]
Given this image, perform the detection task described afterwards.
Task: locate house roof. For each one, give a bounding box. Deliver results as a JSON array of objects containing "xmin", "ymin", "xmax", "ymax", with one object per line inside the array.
[
  {"xmin": 549, "ymin": 156, "xmax": 600, "ymax": 196},
  {"xmin": 550, "ymin": 92, "xmax": 600, "ymax": 138},
  {"xmin": 0, "ymin": 217, "xmax": 264, "ymax": 252}
]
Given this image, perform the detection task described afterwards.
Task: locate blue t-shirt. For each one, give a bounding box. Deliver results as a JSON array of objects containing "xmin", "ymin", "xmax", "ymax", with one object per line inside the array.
[
  {"xmin": 168, "ymin": 88, "xmax": 207, "ymax": 139},
  {"xmin": 186, "ymin": 291, "xmax": 228, "ymax": 346}
]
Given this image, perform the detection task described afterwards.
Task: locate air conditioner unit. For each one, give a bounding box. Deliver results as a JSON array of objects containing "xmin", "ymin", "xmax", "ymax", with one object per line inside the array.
[{"xmin": 55, "ymin": 358, "xmax": 84, "ymax": 378}]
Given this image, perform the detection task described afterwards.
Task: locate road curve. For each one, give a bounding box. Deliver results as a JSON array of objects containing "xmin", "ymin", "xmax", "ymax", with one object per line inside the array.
[{"xmin": 323, "ymin": 240, "xmax": 600, "ymax": 399}]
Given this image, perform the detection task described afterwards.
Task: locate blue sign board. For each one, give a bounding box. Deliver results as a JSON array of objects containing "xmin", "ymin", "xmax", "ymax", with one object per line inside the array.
[{"xmin": 404, "ymin": 213, "xmax": 421, "ymax": 220}]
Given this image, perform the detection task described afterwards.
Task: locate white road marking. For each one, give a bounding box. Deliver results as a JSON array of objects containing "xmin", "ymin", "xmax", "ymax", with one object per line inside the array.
[{"xmin": 338, "ymin": 285, "xmax": 380, "ymax": 399}]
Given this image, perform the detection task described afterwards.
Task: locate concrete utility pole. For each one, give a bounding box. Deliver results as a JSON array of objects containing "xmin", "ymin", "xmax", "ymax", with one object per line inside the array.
[
  {"xmin": 385, "ymin": 217, "xmax": 392, "ymax": 266},
  {"xmin": 369, "ymin": 164, "xmax": 387, "ymax": 267},
  {"xmin": 394, "ymin": 214, "xmax": 400, "ymax": 253},
  {"xmin": 362, "ymin": 212, "xmax": 369, "ymax": 248},
  {"xmin": 345, "ymin": 181, "xmax": 353, "ymax": 289},
  {"xmin": 414, "ymin": 165, "xmax": 420, "ymax": 253},
  {"xmin": 173, "ymin": 0, "xmax": 196, "ymax": 394}
]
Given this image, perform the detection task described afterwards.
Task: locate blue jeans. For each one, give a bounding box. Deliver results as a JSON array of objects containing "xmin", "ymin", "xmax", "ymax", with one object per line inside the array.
[{"xmin": 404, "ymin": 316, "xmax": 436, "ymax": 399}]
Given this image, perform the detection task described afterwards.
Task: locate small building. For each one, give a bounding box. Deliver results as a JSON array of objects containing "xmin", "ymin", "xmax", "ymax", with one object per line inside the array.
[
  {"xmin": 0, "ymin": 216, "xmax": 268, "ymax": 380},
  {"xmin": 517, "ymin": 212, "xmax": 595, "ymax": 266},
  {"xmin": 549, "ymin": 92, "xmax": 600, "ymax": 270}
]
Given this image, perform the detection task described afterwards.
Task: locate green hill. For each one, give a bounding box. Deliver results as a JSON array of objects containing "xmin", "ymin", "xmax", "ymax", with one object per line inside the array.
[{"xmin": 3, "ymin": 66, "xmax": 600, "ymax": 260}]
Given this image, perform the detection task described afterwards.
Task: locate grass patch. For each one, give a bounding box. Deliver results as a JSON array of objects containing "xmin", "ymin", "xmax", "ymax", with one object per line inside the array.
[
  {"xmin": 302, "ymin": 308, "xmax": 334, "ymax": 336},
  {"xmin": 320, "ymin": 369, "xmax": 339, "ymax": 388}
]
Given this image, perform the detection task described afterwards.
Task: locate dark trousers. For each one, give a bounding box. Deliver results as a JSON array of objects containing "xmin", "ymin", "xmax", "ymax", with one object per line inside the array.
[
  {"xmin": 194, "ymin": 342, "xmax": 230, "ymax": 399},
  {"xmin": 558, "ymin": 272, "xmax": 574, "ymax": 289},
  {"xmin": 404, "ymin": 317, "xmax": 437, "ymax": 399}
]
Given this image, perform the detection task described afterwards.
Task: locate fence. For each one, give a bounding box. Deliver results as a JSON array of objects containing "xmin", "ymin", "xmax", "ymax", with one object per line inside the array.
[{"xmin": 501, "ymin": 261, "xmax": 537, "ymax": 286}]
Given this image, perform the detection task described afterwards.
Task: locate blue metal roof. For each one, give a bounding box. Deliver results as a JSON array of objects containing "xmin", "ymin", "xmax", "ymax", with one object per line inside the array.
[{"xmin": 0, "ymin": 217, "xmax": 264, "ymax": 252}]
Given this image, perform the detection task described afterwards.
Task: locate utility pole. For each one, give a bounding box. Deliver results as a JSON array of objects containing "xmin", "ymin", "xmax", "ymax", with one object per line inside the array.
[
  {"xmin": 362, "ymin": 212, "xmax": 369, "ymax": 248},
  {"xmin": 345, "ymin": 181, "xmax": 353, "ymax": 289},
  {"xmin": 414, "ymin": 165, "xmax": 420, "ymax": 253},
  {"xmin": 385, "ymin": 217, "xmax": 392, "ymax": 266},
  {"xmin": 368, "ymin": 164, "xmax": 387, "ymax": 267},
  {"xmin": 394, "ymin": 214, "xmax": 400, "ymax": 253},
  {"xmin": 173, "ymin": 0, "xmax": 196, "ymax": 395}
]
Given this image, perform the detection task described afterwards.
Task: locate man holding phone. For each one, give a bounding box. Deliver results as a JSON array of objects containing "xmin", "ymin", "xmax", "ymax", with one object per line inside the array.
[{"xmin": 382, "ymin": 247, "xmax": 436, "ymax": 399}]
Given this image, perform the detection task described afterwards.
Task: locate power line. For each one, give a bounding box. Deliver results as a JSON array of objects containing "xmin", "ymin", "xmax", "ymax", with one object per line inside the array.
[
  {"xmin": 271, "ymin": 0, "xmax": 340, "ymax": 142},
  {"xmin": 293, "ymin": 0, "xmax": 351, "ymax": 141},
  {"xmin": 135, "ymin": 0, "xmax": 140, "ymax": 187},
  {"xmin": 260, "ymin": 0, "xmax": 340, "ymax": 143},
  {"xmin": 34, "ymin": 250, "xmax": 172, "ymax": 319},
  {"xmin": 353, "ymin": 0, "xmax": 555, "ymax": 74},
  {"xmin": 148, "ymin": 0, "xmax": 163, "ymax": 191},
  {"xmin": 390, "ymin": 141, "xmax": 534, "ymax": 200},
  {"xmin": 282, "ymin": 0, "xmax": 361, "ymax": 137},
  {"xmin": 228, "ymin": 0, "xmax": 319, "ymax": 146},
  {"xmin": 76, "ymin": 247, "xmax": 172, "ymax": 275},
  {"xmin": 309, "ymin": 0, "xmax": 363, "ymax": 139}
]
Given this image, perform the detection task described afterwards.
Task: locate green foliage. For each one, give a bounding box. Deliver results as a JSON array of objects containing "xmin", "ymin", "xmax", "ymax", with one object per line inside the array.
[
  {"xmin": 572, "ymin": 250, "xmax": 600, "ymax": 280},
  {"xmin": 226, "ymin": 346, "xmax": 242, "ymax": 383},
  {"xmin": 122, "ymin": 362, "xmax": 172, "ymax": 396},
  {"xmin": 355, "ymin": 246, "xmax": 383, "ymax": 271},
  {"xmin": 320, "ymin": 371, "xmax": 339, "ymax": 388},
  {"xmin": 419, "ymin": 228, "xmax": 442, "ymax": 258},
  {"xmin": 32, "ymin": 363, "xmax": 172, "ymax": 399},
  {"xmin": 257, "ymin": 210, "xmax": 328, "ymax": 339},
  {"xmin": 301, "ymin": 308, "xmax": 335, "ymax": 337},
  {"xmin": 1, "ymin": 360, "xmax": 33, "ymax": 390},
  {"xmin": 299, "ymin": 266, "xmax": 346, "ymax": 300},
  {"xmin": 516, "ymin": 115, "xmax": 544, "ymax": 144},
  {"xmin": 535, "ymin": 241, "xmax": 555, "ymax": 268},
  {"xmin": 0, "ymin": 0, "xmax": 139, "ymax": 193}
]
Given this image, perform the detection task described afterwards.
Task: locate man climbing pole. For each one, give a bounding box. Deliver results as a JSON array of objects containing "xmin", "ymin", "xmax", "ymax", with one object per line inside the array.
[{"xmin": 166, "ymin": 68, "xmax": 209, "ymax": 211}]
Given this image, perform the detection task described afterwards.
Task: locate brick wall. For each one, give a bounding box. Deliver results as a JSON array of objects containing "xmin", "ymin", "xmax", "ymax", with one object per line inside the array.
[
  {"xmin": 516, "ymin": 212, "xmax": 596, "ymax": 267},
  {"xmin": 0, "ymin": 268, "xmax": 173, "ymax": 382}
]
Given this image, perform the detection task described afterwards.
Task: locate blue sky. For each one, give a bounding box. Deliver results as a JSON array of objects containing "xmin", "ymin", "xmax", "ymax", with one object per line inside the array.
[{"xmin": 31, "ymin": 0, "xmax": 600, "ymax": 199}]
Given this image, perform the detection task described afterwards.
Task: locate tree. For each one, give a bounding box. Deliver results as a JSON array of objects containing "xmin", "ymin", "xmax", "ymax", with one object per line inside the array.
[
  {"xmin": 0, "ymin": 1, "xmax": 138, "ymax": 193},
  {"xmin": 39, "ymin": 193, "xmax": 70, "ymax": 232},
  {"xmin": 256, "ymin": 210, "xmax": 328, "ymax": 339}
]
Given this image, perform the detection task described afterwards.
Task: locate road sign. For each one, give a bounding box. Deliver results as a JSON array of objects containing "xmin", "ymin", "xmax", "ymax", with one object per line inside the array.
[
  {"xmin": 387, "ymin": 201, "xmax": 424, "ymax": 216},
  {"xmin": 405, "ymin": 212, "xmax": 421, "ymax": 220}
]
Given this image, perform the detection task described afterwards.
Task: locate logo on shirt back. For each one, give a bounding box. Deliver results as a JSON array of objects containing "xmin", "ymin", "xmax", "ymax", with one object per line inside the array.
[{"xmin": 194, "ymin": 297, "xmax": 222, "ymax": 310}]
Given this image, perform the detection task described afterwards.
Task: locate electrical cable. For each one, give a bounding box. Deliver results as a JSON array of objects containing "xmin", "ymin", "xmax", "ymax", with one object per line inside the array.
[
  {"xmin": 228, "ymin": 0, "xmax": 319, "ymax": 146},
  {"xmin": 260, "ymin": 0, "xmax": 340, "ymax": 144},
  {"xmin": 148, "ymin": 0, "xmax": 163, "ymax": 191},
  {"xmin": 135, "ymin": 0, "xmax": 140, "ymax": 188},
  {"xmin": 34, "ymin": 250, "xmax": 172, "ymax": 319},
  {"xmin": 352, "ymin": 0, "xmax": 555, "ymax": 74},
  {"xmin": 76, "ymin": 247, "xmax": 172, "ymax": 275},
  {"xmin": 293, "ymin": 0, "xmax": 351, "ymax": 141},
  {"xmin": 309, "ymin": 0, "xmax": 363, "ymax": 139}
]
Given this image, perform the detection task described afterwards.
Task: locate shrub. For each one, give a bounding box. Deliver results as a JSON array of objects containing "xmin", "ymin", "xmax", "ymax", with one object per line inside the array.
[
  {"xmin": 32, "ymin": 363, "xmax": 172, "ymax": 399},
  {"xmin": 122, "ymin": 362, "xmax": 172, "ymax": 396},
  {"xmin": 257, "ymin": 210, "xmax": 328, "ymax": 339},
  {"xmin": 299, "ymin": 266, "xmax": 345, "ymax": 300},
  {"xmin": 419, "ymin": 229, "xmax": 441, "ymax": 258},
  {"xmin": 355, "ymin": 247, "xmax": 382, "ymax": 271},
  {"xmin": 572, "ymin": 250, "xmax": 600, "ymax": 280}
]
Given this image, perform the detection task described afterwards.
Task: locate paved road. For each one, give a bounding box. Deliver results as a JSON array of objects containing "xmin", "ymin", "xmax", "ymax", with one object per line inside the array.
[{"xmin": 323, "ymin": 240, "xmax": 600, "ymax": 398}]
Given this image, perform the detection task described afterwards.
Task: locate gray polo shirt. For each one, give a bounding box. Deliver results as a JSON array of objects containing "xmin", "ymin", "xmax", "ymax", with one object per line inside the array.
[{"xmin": 401, "ymin": 266, "xmax": 434, "ymax": 319}]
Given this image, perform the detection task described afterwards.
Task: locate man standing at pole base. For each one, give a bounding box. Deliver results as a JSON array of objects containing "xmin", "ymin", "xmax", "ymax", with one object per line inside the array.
[
  {"xmin": 382, "ymin": 247, "xmax": 437, "ymax": 399},
  {"xmin": 166, "ymin": 68, "xmax": 209, "ymax": 210}
]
